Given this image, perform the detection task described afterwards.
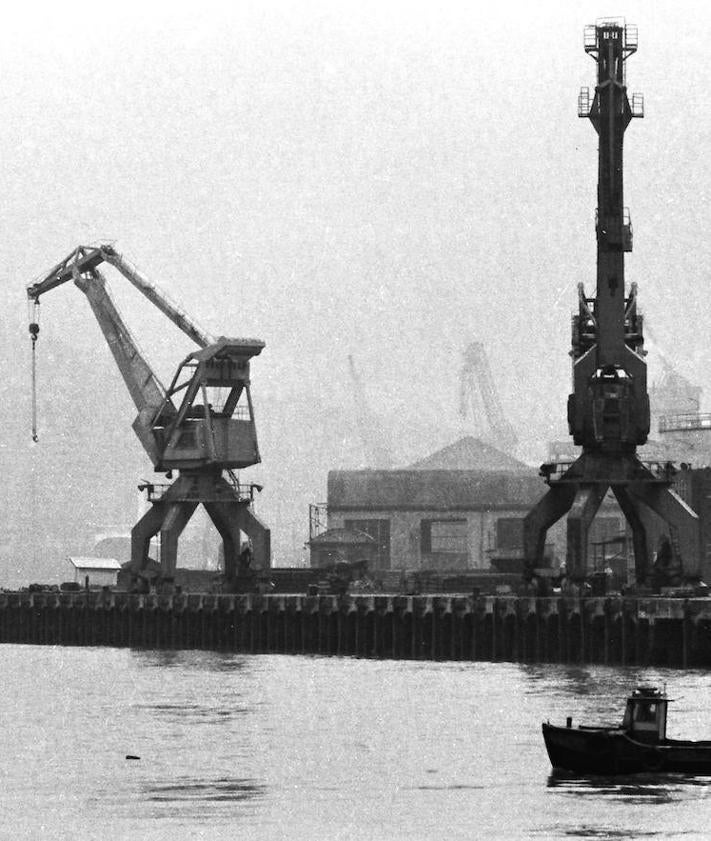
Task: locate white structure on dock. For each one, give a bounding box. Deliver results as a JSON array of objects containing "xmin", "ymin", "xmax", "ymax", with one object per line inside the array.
[{"xmin": 68, "ymin": 557, "xmax": 121, "ymax": 588}]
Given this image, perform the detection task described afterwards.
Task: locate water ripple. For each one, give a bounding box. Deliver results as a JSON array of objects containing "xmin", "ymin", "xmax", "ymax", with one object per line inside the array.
[{"xmin": 144, "ymin": 776, "xmax": 267, "ymax": 804}]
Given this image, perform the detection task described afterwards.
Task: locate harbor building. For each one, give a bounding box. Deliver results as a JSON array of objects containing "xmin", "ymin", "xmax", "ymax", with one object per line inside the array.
[{"xmin": 314, "ymin": 437, "xmax": 625, "ymax": 574}]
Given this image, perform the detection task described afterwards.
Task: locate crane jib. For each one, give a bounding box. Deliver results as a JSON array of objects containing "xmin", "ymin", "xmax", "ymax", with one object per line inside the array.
[{"xmin": 27, "ymin": 246, "xmax": 105, "ymax": 300}]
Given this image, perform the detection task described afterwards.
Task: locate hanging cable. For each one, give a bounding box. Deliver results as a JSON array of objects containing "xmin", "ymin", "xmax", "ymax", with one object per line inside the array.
[{"xmin": 29, "ymin": 300, "xmax": 40, "ymax": 442}]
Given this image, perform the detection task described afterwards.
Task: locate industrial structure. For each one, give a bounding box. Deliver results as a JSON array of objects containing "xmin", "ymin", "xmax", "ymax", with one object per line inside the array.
[
  {"xmin": 27, "ymin": 244, "xmax": 270, "ymax": 589},
  {"xmin": 651, "ymin": 363, "xmax": 711, "ymax": 464},
  {"xmin": 4, "ymin": 587, "xmax": 711, "ymax": 668},
  {"xmin": 347, "ymin": 354, "xmax": 395, "ymax": 468},
  {"xmin": 11, "ymin": 22, "xmax": 711, "ymax": 671},
  {"xmin": 459, "ymin": 342, "xmax": 518, "ymax": 454},
  {"xmin": 523, "ymin": 22, "xmax": 699, "ymax": 584},
  {"xmin": 309, "ymin": 344, "xmax": 533, "ymax": 576},
  {"xmin": 316, "ymin": 437, "xmax": 625, "ymax": 574}
]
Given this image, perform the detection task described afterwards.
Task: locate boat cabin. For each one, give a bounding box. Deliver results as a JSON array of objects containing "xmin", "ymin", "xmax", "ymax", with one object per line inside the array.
[{"xmin": 621, "ymin": 686, "xmax": 669, "ymax": 743}]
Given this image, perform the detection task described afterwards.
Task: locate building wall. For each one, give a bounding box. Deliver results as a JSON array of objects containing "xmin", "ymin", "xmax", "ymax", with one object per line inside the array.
[
  {"xmin": 328, "ymin": 507, "xmax": 621, "ymax": 572},
  {"xmin": 328, "ymin": 508, "xmax": 573, "ymax": 570},
  {"xmin": 326, "ymin": 470, "xmax": 626, "ymax": 573},
  {"xmin": 73, "ymin": 568, "xmax": 118, "ymax": 587}
]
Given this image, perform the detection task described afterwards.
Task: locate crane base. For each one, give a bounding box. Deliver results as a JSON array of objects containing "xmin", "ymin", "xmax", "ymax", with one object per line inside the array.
[
  {"xmin": 523, "ymin": 452, "xmax": 698, "ymax": 583},
  {"xmin": 129, "ymin": 472, "xmax": 271, "ymax": 582}
]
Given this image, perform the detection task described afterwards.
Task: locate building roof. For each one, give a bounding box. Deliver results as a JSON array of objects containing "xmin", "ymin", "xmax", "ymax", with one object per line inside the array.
[
  {"xmin": 408, "ymin": 436, "xmax": 528, "ymax": 472},
  {"xmin": 68, "ymin": 556, "xmax": 121, "ymax": 571},
  {"xmin": 327, "ymin": 468, "xmax": 546, "ymax": 512}
]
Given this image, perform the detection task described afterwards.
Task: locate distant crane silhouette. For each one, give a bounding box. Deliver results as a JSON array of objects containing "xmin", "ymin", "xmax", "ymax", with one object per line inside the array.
[
  {"xmin": 347, "ymin": 355, "xmax": 394, "ymax": 468},
  {"xmin": 459, "ymin": 342, "xmax": 518, "ymax": 453}
]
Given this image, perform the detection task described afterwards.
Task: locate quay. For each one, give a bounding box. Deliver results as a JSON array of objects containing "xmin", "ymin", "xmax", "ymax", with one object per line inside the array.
[{"xmin": 2, "ymin": 591, "xmax": 711, "ymax": 667}]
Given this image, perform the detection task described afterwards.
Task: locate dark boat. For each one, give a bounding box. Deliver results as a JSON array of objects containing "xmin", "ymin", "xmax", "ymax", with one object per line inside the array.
[{"xmin": 543, "ymin": 686, "xmax": 711, "ymax": 775}]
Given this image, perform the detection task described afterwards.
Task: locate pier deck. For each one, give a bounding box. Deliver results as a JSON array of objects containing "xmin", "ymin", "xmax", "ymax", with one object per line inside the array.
[{"xmin": 2, "ymin": 591, "xmax": 711, "ymax": 667}]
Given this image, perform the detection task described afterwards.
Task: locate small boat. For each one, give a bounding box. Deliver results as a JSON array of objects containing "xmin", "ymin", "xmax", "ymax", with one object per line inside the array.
[{"xmin": 543, "ymin": 686, "xmax": 711, "ymax": 775}]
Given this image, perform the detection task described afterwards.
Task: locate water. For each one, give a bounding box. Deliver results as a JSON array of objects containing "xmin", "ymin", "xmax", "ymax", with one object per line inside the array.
[{"xmin": 1, "ymin": 647, "xmax": 711, "ymax": 840}]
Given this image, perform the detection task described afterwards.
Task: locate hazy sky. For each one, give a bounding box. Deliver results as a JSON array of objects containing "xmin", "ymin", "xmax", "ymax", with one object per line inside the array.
[{"xmin": 3, "ymin": 0, "xmax": 711, "ymax": 578}]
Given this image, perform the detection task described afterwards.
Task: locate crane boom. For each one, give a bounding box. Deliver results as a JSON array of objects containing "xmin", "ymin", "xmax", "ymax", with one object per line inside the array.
[
  {"xmin": 460, "ymin": 342, "xmax": 518, "ymax": 453},
  {"xmin": 347, "ymin": 355, "xmax": 394, "ymax": 468},
  {"xmin": 72, "ymin": 267, "xmax": 173, "ymax": 464},
  {"xmin": 73, "ymin": 268, "xmax": 167, "ymax": 413},
  {"xmin": 27, "ymin": 244, "xmax": 214, "ymax": 348},
  {"xmin": 26, "ymin": 244, "xmax": 264, "ymax": 472},
  {"xmin": 27, "ymin": 246, "xmax": 183, "ymax": 464},
  {"xmin": 101, "ymin": 246, "xmax": 215, "ymax": 348}
]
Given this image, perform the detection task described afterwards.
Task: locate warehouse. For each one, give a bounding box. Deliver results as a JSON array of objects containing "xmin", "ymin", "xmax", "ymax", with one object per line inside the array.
[{"xmin": 321, "ymin": 437, "xmax": 624, "ymax": 573}]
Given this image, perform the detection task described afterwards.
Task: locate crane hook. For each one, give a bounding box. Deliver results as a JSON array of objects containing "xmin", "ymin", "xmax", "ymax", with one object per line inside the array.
[{"xmin": 29, "ymin": 300, "xmax": 40, "ymax": 442}]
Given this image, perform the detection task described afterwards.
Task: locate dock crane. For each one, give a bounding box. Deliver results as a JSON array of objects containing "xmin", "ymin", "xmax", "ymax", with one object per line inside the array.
[
  {"xmin": 347, "ymin": 355, "xmax": 394, "ymax": 468},
  {"xmin": 459, "ymin": 342, "xmax": 518, "ymax": 454},
  {"xmin": 523, "ymin": 21, "xmax": 698, "ymax": 584},
  {"xmin": 27, "ymin": 244, "xmax": 270, "ymax": 588}
]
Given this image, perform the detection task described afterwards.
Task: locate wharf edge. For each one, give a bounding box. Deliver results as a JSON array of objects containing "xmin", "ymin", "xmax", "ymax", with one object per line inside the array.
[{"xmin": 2, "ymin": 592, "xmax": 711, "ymax": 667}]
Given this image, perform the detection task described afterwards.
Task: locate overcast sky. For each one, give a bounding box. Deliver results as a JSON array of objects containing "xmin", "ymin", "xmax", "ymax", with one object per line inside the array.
[{"xmin": 3, "ymin": 0, "xmax": 711, "ymax": 577}]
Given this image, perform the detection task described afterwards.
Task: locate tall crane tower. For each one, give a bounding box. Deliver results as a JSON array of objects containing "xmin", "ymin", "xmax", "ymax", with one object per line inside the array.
[
  {"xmin": 459, "ymin": 342, "xmax": 518, "ymax": 454},
  {"xmin": 523, "ymin": 21, "xmax": 698, "ymax": 583},
  {"xmin": 27, "ymin": 244, "xmax": 270, "ymax": 588}
]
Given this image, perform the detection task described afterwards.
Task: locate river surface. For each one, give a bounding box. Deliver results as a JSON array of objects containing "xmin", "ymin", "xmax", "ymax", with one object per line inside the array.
[{"xmin": 1, "ymin": 646, "xmax": 711, "ymax": 839}]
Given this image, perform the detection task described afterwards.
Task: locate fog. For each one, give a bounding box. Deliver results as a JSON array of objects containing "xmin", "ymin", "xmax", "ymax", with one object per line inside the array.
[{"xmin": 2, "ymin": 0, "xmax": 711, "ymax": 585}]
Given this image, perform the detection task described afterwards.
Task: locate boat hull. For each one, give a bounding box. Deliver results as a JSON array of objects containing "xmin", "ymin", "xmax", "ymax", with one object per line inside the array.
[{"xmin": 543, "ymin": 723, "xmax": 711, "ymax": 775}]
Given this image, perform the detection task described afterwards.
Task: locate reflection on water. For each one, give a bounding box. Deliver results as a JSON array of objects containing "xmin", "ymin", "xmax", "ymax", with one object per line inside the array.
[
  {"xmin": 2, "ymin": 649, "xmax": 711, "ymax": 839},
  {"xmin": 135, "ymin": 701, "xmax": 253, "ymax": 724},
  {"xmin": 548, "ymin": 769, "xmax": 711, "ymax": 802},
  {"xmin": 523, "ymin": 665, "xmax": 603, "ymax": 696},
  {"xmin": 548, "ymin": 771, "xmax": 683, "ymax": 803},
  {"xmin": 131, "ymin": 648, "xmax": 252, "ymax": 673},
  {"xmin": 140, "ymin": 776, "xmax": 268, "ymax": 823},
  {"xmin": 406, "ymin": 783, "xmax": 486, "ymax": 791},
  {"xmin": 144, "ymin": 777, "xmax": 267, "ymax": 803},
  {"xmin": 554, "ymin": 828, "xmax": 661, "ymax": 838},
  {"xmin": 541, "ymin": 771, "xmax": 711, "ymax": 837}
]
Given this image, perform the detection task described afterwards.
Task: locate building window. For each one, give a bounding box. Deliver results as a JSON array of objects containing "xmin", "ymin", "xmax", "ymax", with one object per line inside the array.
[
  {"xmin": 496, "ymin": 517, "xmax": 524, "ymax": 550},
  {"xmin": 420, "ymin": 520, "xmax": 468, "ymax": 570},
  {"xmin": 344, "ymin": 519, "xmax": 391, "ymax": 568},
  {"xmin": 421, "ymin": 520, "xmax": 467, "ymax": 554}
]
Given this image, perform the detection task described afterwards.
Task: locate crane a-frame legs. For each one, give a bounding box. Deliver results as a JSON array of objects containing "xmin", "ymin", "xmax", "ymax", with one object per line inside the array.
[
  {"xmin": 130, "ymin": 471, "xmax": 271, "ymax": 583},
  {"xmin": 523, "ymin": 453, "xmax": 699, "ymax": 582}
]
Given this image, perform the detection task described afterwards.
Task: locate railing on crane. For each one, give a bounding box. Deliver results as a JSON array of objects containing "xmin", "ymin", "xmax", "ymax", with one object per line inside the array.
[
  {"xmin": 659, "ymin": 413, "xmax": 711, "ymax": 433},
  {"xmin": 539, "ymin": 459, "xmax": 679, "ymax": 484}
]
